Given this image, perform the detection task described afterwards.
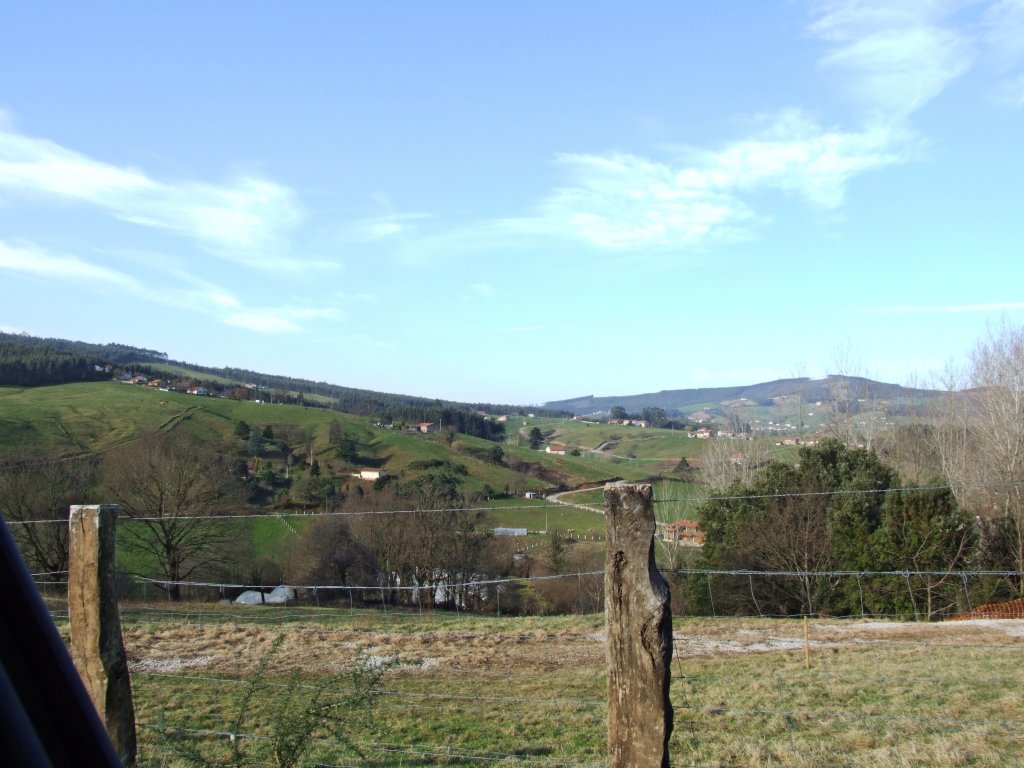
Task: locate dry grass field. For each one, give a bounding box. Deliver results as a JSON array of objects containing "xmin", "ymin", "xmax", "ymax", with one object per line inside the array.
[{"xmin": 92, "ymin": 603, "xmax": 1024, "ymax": 767}]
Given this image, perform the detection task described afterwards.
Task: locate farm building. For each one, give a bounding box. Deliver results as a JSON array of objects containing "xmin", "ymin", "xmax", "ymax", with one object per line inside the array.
[{"xmin": 663, "ymin": 519, "xmax": 705, "ymax": 546}]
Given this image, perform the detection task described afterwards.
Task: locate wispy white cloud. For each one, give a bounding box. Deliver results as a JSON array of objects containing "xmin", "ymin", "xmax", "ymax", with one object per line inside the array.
[
  {"xmin": 984, "ymin": 0, "xmax": 1024, "ymax": 105},
  {"xmin": 0, "ymin": 239, "xmax": 139, "ymax": 287},
  {"xmin": 984, "ymin": 0, "xmax": 1024, "ymax": 66},
  {"xmin": 0, "ymin": 238, "xmax": 340, "ymax": 334},
  {"xmin": 335, "ymin": 211, "xmax": 433, "ymax": 243},
  {"xmin": 480, "ymin": 2, "xmax": 984, "ymax": 254},
  {"xmin": 223, "ymin": 306, "xmax": 340, "ymax": 333},
  {"xmin": 810, "ymin": 0, "xmax": 974, "ymax": 119},
  {"xmin": 501, "ymin": 110, "xmax": 912, "ymax": 251},
  {"xmin": 0, "ymin": 127, "xmax": 303, "ymax": 264}
]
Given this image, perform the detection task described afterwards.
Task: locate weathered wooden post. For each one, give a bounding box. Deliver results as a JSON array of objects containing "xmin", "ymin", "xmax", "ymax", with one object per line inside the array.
[
  {"xmin": 604, "ymin": 482, "xmax": 673, "ymax": 768},
  {"xmin": 68, "ymin": 504, "xmax": 137, "ymax": 767}
]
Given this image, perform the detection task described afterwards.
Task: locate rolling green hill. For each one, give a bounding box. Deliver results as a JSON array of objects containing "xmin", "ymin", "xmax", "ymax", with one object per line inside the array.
[
  {"xmin": 0, "ymin": 380, "xmax": 712, "ymax": 499},
  {"xmin": 0, "ymin": 331, "xmax": 568, "ymax": 419}
]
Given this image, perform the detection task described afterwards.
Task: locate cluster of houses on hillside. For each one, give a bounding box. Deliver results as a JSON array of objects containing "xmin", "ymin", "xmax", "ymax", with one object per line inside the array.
[
  {"xmin": 660, "ymin": 519, "xmax": 705, "ymax": 547},
  {"xmin": 117, "ymin": 373, "xmax": 212, "ymax": 396},
  {"xmin": 116, "ymin": 373, "xmax": 283, "ymax": 401}
]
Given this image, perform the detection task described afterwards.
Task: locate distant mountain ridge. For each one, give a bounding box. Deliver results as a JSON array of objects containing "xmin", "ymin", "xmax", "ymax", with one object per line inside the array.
[{"xmin": 545, "ymin": 376, "xmax": 941, "ymax": 416}]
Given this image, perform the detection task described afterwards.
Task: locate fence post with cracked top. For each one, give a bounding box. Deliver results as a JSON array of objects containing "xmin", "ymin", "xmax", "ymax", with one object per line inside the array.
[
  {"xmin": 604, "ymin": 482, "xmax": 673, "ymax": 768},
  {"xmin": 68, "ymin": 504, "xmax": 137, "ymax": 767}
]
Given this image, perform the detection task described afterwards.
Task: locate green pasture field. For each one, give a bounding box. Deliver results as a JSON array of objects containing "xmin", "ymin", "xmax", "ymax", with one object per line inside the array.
[
  {"xmin": 87, "ymin": 604, "xmax": 1024, "ymax": 768},
  {"xmin": 479, "ymin": 497, "xmax": 605, "ymax": 534},
  {"xmin": 0, "ymin": 382, "xmax": 203, "ymax": 458},
  {"xmin": 0, "ymin": 382, "xmax": 374, "ymax": 460},
  {"xmin": 114, "ymin": 515, "xmax": 315, "ymax": 581},
  {"xmin": 373, "ymin": 430, "xmax": 549, "ymax": 494},
  {"xmin": 503, "ymin": 442, "xmax": 652, "ymax": 484},
  {"xmin": 142, "ymin": 363, "xmax": 241, "ymax": 386},
  {"xmin": 1, "ymin": 382, "xmax": 797, "ymax": 494},
  {"xmin": 513, "ymin": 417, "xmax": 703, "ymax": 462}
]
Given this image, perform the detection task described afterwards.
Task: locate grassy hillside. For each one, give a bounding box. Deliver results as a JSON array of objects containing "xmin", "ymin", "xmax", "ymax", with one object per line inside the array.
[
  {"xmin": 0, "ymin": 381, "xmax": 813, "ymax": 578},
  {"xmin": 71, "ymin": 604, "xmax": 1024, "ymax": 768},
  {"xmin": 0, "ymin": 382, "xmax": 705, "ymax": 483},
  {"xmin": 0, "ymin": 383, "xmax": 710, "ymax": 502},
  {"xmin": 0, "ymin": 382, "xmax": 363, "ymax": 460}
]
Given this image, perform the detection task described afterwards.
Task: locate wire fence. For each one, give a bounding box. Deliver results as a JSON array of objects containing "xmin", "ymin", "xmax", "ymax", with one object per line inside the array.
[
  {"xmin": 32, "ymin": 566, "xmax": 1024, "ymax": 622},
  {"xmin": 12, "ymin": 479, "xmax": 1024, "ymax": 767},
  {"xmin": 32, "ymin": 563, "xmax": 1024, "ymax": 767},
  {"xmin": 127, "ymin": 613, "xmax": 1024, "ymax": 767},
  {"xmin": 7, "ymin": 478, "xmax": 1024, "ymax": 526}
]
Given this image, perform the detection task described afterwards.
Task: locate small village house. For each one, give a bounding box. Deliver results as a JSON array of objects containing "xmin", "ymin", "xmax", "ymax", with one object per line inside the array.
[{"xmin": 662, "ymin": 519, "xmax": 706, "ymax": 546}]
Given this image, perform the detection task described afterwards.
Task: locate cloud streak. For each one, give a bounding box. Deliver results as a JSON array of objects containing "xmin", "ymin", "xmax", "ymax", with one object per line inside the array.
[
  {"xmin": 499, "ymin": 111, "xmax": 912, "ymax": 251},
  {"xmin": 0, "ymin": 239, "xmax": 339, "ymax": 334},
  {"xmin": 985, "ymin": 0, "xmax": 1024, "ymax": 106},
  {"xmin": 480, "ymin": 1, "xmax": 983, "ymax": 254},
  {"xmin": 0, "ymin": 127, "xmax": 302, "ymax": 264},
  {"xmin": 0, "ymin": 239, "xmax": 139, "ymax": 287},
  {"xmin": 810, "ymin": 0, "xmax": 973, "ymax": 120}
]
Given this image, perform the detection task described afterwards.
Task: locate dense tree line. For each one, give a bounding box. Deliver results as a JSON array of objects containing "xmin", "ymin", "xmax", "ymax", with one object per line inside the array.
[
  {"xmin": 0, "ymin": 340, "xmax": 112, "ymax": 386},
  {"xmin": 0, "ymin": 332, "xmax": 166, "ymax": 363},
  {"xmin": 2, "ymin": 333, "xmax": 569, "ymax": 431},
  {"xmin": 144, "ymin": 360, "xmax": 567, "ymax": 420},
  {"xmin": 685, "ymin": 439, "xmax": 984, "ymax": 620}
]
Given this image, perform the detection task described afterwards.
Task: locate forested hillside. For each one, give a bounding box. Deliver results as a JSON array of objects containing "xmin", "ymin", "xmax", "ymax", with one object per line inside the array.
[{"xmin": 0, "ymin": 333, "xmax": 567, "ymax": 428}]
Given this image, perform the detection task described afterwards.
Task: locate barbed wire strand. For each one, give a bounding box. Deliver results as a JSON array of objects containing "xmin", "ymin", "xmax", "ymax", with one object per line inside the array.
[{"xmin": 35, "ymin": 567, "xmax": 1023, "ymax": 595}]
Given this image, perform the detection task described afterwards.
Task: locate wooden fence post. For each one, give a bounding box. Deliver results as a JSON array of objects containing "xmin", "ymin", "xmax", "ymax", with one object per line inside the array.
[
  {"xmin": 68, "ymin": 504, "xmax": 137, "ymax": 767},
  {"xmin": 604, "ymin": 482, "xmax": 673, "ymax": 768}
]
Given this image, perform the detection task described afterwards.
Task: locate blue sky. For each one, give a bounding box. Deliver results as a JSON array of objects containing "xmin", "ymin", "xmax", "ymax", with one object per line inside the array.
[{"xmin": 1, "ymin": 1, "xmax": 1023, "ymax": 405}]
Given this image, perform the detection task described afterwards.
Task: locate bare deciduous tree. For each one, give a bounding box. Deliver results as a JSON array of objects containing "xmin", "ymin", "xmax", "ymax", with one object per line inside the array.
[
  {"xmin": 697, "ymin": 436, "xmax": 773, "ymax": 492},
  {"xmin": 287, "ymin": 517, "xmax": 377, "ymax": 588},
  {"xmin": 824, "ymin": 346, "xmax": 884, "ymax": 450},
  {"xmin": 0, "ymin": 455, "xmax": 97, "ymax": 574},
  {"xmin": 103, "ymin": 430, "xmax": 242, "ymax": 600},
  {"xmin": 936, "ymin": 322, "xmax": 1024, "ymax": 591}
]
